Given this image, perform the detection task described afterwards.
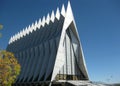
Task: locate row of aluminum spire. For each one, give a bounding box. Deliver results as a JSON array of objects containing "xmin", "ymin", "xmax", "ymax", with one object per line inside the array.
[{"xmin": 9, "ymin": 4, "xmax": 66, "ymax": 44}]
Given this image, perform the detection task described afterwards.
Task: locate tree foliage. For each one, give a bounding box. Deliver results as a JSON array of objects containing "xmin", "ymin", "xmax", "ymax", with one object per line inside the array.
[
  {"xmin": 0, "ymin": 50, "xmax": 21, "ymax": 86},
  {"xmin": 0, "ymin": 24, "xmax": 3, "ymax": 29},
  {"xmin": 0, "ymin": 24, "xmax": 3, "ymax": 38}
]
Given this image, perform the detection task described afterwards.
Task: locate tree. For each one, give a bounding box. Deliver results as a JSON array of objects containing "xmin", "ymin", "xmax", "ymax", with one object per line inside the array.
[
  {"xmin": 0, "ymin": 24, "xmax": 3, "ymax": 38},
  {"xmin": 0, "ymin": 50, "xmax": 21, "ymax": 86}
]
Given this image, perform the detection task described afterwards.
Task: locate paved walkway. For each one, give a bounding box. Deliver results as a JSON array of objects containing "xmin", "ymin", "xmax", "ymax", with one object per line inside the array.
[{"xmin": 57, "ymin": 80, "xmax": 112, "ymax": 86}]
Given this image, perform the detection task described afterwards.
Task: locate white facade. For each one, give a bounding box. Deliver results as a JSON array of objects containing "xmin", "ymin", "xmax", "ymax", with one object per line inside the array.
[{"xmin": 7, "ymin": 1, "xmax": 89, "ymax": 85}]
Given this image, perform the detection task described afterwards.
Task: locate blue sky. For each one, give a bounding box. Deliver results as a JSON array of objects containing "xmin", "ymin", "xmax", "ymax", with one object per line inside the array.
[{"xmin": 0, "ymin": 0, "xmax": 120, "ymax": 83}]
